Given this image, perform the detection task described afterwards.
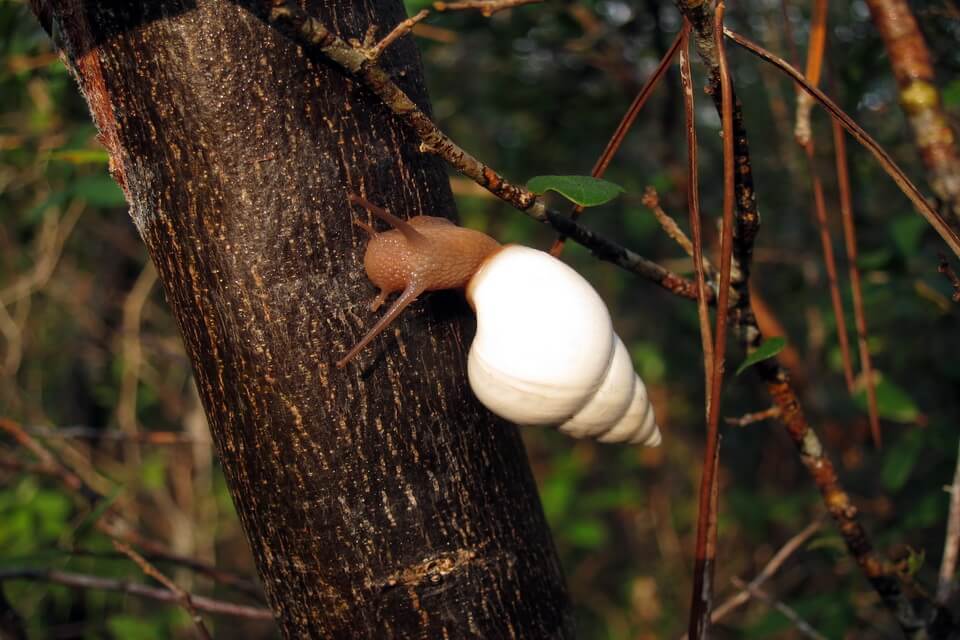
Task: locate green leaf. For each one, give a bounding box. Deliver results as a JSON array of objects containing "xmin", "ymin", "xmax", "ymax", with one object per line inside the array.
[
  {"xmin": 107, "ymin": 614, "xmax": 164, "ymax": 640},
  {"xmin": 806, "ymin": 534, "xmax": 846, "ymax": 554},
  {"xmin": 855, "ymin": 377, "xmax": 921, "ymax": 424},
  {"xmin": 404, "ymin": 0, "xmax": 434, "ymax": 13},
  {"xmin": 49, "ymin": 149, "xmax": 110, "ymax": 164},
  {"xmin": 881, "ymin": 430, "xmax": 923, "ymax": 490},
  {"xmin": 890, "ymin": 215, "xmax": 927, "ymax": 257},
  {"xmin": 904, "ymin": 547, "xmax": 925, "ymax": 577},
  {"xmin": 736, "ymin": 337, "xmax": 787, "ymax": 375},
  {"xmin": 526, "ymin": 175, "xmax": 624, "ymax": 207},
  {"xmin": 943, "ymin": 79, "xmax": 960, "ymax": 107},
  {"xmin": 857, "ymin": 249, "xmax": 893, "ymax": 270},
  {"xmin": 72, "ymin": 175, "xmax": 126, "ymax": 207},
  {"xmin": 565, "ymin": 519, "xmax": 608, "ymax": 549}
]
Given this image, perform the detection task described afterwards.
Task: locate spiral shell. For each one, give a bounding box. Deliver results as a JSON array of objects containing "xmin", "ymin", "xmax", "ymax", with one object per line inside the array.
[{"xmin": 466, "ymin": 245, "xmax": 661, "ymax": 446}]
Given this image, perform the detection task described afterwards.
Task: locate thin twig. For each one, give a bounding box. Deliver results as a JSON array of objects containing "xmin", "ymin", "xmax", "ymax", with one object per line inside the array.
[
  {"xmin": 792, "ymin": 0, "xmax": 857, "ymax": 396},
  {"xmin": 704, "ymin": 518, "xmax": 824, "ymax": 631},
  {"xmin": 25, "ymin": 425, "xmax": 199, "ymax": 444},
  {"xmin": 1, "ymin": 417, "xmax": 263, "ymax": 601},
  {"xmin": 367, "ymin": 10, "xmax": 430, "ymax": 60},
  {"xmin": 833, "ymin": 120, "xmax": 882, "ymax": 446},
  {"xmin": 0, "ymin": 568, "xmax": 273, "ymax": 620},
  {"xmin": 725, "ymin": 406, "xmax": 781, "ymax": 427},
  {"xmin": 679, "ymin": 24, "xmax": 715, "ymax": 407},
  {"xmin": 689, "ymin": 7, "xmax": 734, "ymax": 637},
  {"xmin": 673, "ymin": 14, "xmax": 945, "ymax": 637},
  {"xmin": 793, "ymin": 0, "xmax": 827, "ymax": 145},
  {"xmin": 264, "ymin": 1, "xmax": 706, "ymax": 301},
  {"xmin": 729, "ymin": 577, "xmax": 828, "ymax": 640},
  {"xmin": 939, "ymin": 440, "xmax": 960, "ymax": 604},
  {"xmin": 549, "ymin": 30, "xmax": 685, "ymax": 256},
  {"xmin": 432, "ymin": 0, "xmax": 541, "ymax": 15},
  {"xmin": 113, "ymin": 540, "xmax": 212, "ymax": 640},
  {"xmin": 802, "ymin": 149, "xmax": 856, "ymax": 393},
  {"xmin": 642, "ymin": 186, "xmax": 696, "ymax": 267},
  {"xmin": 723, "ymin": 27, "xmax": 960, "ymax": 259},
  {"xmin": 117, "ymin": 262, "xmax": 158, "ymax": 484}
]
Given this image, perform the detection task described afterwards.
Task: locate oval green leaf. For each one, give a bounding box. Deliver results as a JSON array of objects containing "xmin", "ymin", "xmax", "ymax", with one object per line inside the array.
[
  {"xmin": 736, "ymin": 337, "xmax": 787, "ymax": 375},
  {"xmin": 527, "ymin": 175, "xmax": 625, "ymax": 207},
  {"xmin": 855, "ymin": 377, "xmax": 920, "ymax": 424}
]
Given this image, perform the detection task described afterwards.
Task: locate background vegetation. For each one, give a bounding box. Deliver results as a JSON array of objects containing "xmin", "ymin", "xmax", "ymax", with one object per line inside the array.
[{"xmin": 2, "ymin": 0, "xmax": 960, "ymax": 637}]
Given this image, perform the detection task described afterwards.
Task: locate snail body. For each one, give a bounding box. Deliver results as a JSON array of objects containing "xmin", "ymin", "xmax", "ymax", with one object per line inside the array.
[{"xmin": 338, "ymin": 195, "xmax": 661, "ymax": 447}]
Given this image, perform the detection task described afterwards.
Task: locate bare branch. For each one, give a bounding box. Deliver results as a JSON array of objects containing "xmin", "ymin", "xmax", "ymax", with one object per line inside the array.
[
  {"xmin": 939, "ymin": 440, "xmax": 960, "ymax": 603},
  {"xmin": 113, "ymin": 540, "xmax": 212, "ymax": 640},
  {"xmin": 723, "ymin": 28, "xmax": 960, "ymax": 259},
  {"xmin": 679, "ymin": 25, "xmax": 715, "ymax": 407},
  {"xmin": 729, "ymin": 577, "xmax": 828, "ymax": 640},
  {"xmin": 705, "ymin": 518, "xmax": 824, "ymax": 630},
  {"xmin": 264, "ymin": 1, "xmax": 705, "ymax": 300},
  {"xmin": 688, "ymin": 5, "xmax": 734, "ymax": 636},
  {"xmin": 0, "ymin": 568, "xmax": 273, "ymax": 620},
  {"xmin": 724, "ymin": 406, "xmax": 781, "ymax": 428},
  {"xmin": 833, "ymin": 121, "xmax": 882, "ymax": 446},
  {"xmin": 549, "ymin": 30, "xmax": 684, "ymax": 256},
  {"xmin": 432, "ymin": 0, "xmax": 542, "ymax": 16}
]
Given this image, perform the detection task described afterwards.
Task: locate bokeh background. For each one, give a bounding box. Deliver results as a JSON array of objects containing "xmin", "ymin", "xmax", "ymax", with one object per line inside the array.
[{"xmin": 3, "ymin": 0, "xmax": 960, "ymax": 637}]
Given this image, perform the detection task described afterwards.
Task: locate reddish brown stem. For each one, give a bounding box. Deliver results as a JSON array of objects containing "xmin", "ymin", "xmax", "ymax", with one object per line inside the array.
[
  {"xmin": 832, "ymin": 121, "xmax": 882, "ymax": 447},
  {"xmin": 688, "ymin": 6, "xmax": 734, "ymax": 638},
  {"xmin": 722, "ymin": 27, "xmax": 960, "ymax": 258},
  {"xmin": 793, "ymin": 0, "xmax": 856, "ymax": 394},
  {"xmin": 803, "ymin": 142, "xmax": 856, "ymax": 392},
  {"xmin": 550, "ymin": 30, "xmax": 685, "ymax": 256},
  {"xmin": 679, "ymin": 24, "xmax": 715, "ymax": 397}
]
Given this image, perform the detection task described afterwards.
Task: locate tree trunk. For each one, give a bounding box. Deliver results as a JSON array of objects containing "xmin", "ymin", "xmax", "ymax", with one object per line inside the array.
[{"xmin": 30, "ymin": 1, "xmax": 572, "ymax": 637}]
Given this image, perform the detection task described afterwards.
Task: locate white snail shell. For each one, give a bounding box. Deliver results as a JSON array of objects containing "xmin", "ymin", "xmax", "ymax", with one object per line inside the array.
[{"xmin": 466, "ymin": 245, "xmax": 661, "ymax": 446}]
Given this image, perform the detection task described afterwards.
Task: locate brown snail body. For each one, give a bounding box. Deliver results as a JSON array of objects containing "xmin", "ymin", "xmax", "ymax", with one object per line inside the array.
[{"xmin": 337, "ymin": 194, "xmax": 661, "ymax": 446}]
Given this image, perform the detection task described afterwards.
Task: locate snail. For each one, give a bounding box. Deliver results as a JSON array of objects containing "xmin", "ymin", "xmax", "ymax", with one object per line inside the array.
[{"xmin": 337, "ymin": 194, "xmax": 661, "ymax": 447}]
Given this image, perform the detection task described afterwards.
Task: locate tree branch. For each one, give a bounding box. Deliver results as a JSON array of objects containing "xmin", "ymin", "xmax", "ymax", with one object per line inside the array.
[
  {"xmin": 264, "ymin": 0, "xmax": 706, "ymax": 301},
  {"xmin": 0, "ymin": 568, "xmax": 273, "ymax": 620}
]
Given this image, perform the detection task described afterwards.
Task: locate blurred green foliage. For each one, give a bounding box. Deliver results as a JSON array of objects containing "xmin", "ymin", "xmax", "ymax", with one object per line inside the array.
[{"xmin": 2, "ymin": 0, "xmax": 960, "ymax": 638}]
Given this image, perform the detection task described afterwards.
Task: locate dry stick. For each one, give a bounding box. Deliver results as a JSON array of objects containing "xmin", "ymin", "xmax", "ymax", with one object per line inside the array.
[
  {"xmin": 689, "ymin": 7, "xmax": 735, "ymax": 638},
  {"xmin": 0, "ymin": 569, "xmax": 273, "ymax": 620},
  {"xmin": 793, "ymin": 0, "xmax": 827, "ymax": 146},
  {"xmin": 0, "ymin": 418, "xmax": 264, "ymax": 602},
  {"xmin": 864, "ymin": 0, "xmax": 960, "ymax": 231},
  {"xmin": 432, "ymin": 0, "xmax": 541, "ymax": 15},
  {"xmin": 368, "ymin": 10, "xmax": 430, "ymax": 59},
  {"xmin": 724, "ymin": 406, "xmax": 781, "ymax": 427},
  {"xmin": 704, "ymin": 518, "xmax": 824, "ymax": 631},
  {"xmin": 802, "ymin": 144, "xmax": 857, "ymax": 393},
  {"xmin": 372, "ymin": 2, "xmax": 542, "ymax": 62},
  {"xmin": 113, "ymin": 540, "xmax": 212, "ymax": 640},
  {"xmin": 729, "ymin": 577, "xmax": 828, "ymax": 640},
  {"xmin": 722, "ymin": 27, "xmax": 960, "ymax": 259},
  {"xmin": 939, "ymin": 440, "xmax": 960, "ymax": 604},
  {"xmin": 679, "ymin": 26, "xmax": 715, "ymax": 409},
  {"xmin": 674, "ymin": 14, "xmax": 943, "ymax": 636},
  {"xmin": 25, "ymin": 425, "xmax": 198, "ymax": 444},
  {"xmin": 833, "ymin": 120, "xmax": 882, "ymax": 447},
  {"xmin": 793, "ymin": 0, "xmax": 857, "ymax": 397},
  {"xmin": 548, "ymin": 29, "xmax": 685, "ymax": 257},
  {"xmin": 264, "ymin": 1, "xmax": 707, "ymax": 302}
]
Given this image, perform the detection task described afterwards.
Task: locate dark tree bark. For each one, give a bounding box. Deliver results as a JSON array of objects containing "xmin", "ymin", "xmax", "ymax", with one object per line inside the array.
[{"xmin": 29, "ymin": 1, "xmax": 572, "ymax": 637}]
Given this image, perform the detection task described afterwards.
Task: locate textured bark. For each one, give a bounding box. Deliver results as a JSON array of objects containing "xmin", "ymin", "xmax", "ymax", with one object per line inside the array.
[
  {"xmin": 865, "ymin": 0, "xmax": 960, "ymax": 231},
  {"xmin": 30, "ymin": 1, "xmax": 572, "ymax": 637}
]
